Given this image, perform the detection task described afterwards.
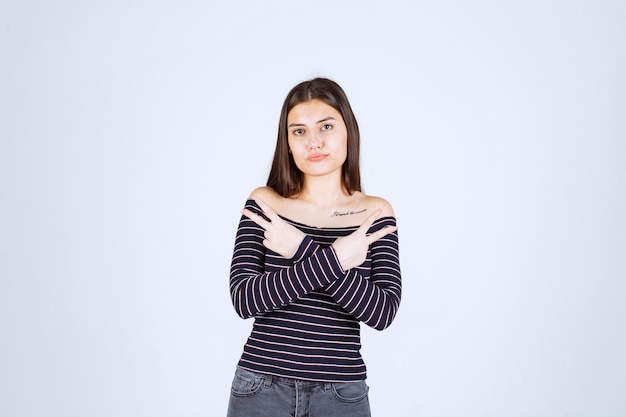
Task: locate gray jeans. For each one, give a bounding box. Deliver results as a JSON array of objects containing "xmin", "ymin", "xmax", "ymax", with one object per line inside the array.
[{"xmin": 226, "ymin": 367, "xmax": 371, "ymax": 417}]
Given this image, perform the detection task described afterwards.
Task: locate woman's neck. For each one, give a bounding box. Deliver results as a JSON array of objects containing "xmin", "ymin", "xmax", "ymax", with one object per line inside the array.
[{"xmin": 295, "ymin": 176, "xmax": 352, "ymax": 209}]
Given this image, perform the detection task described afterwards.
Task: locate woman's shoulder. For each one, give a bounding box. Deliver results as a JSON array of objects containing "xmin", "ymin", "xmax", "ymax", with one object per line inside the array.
[
  {"xmin": 356, "ymin": 192, "xmax": 395, "ymax": 218},
  {"xmin": 248, "ymin": 186, "xmax": 280, "ymax": 201},
  {"xmin": 247, "ymin": 186, "xmax": 286, "ymax": 211}
]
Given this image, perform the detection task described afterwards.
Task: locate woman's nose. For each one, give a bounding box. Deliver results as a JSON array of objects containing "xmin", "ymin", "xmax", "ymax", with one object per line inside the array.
[{"xmin": 307, "ymin": 132, "xmax": 322, "ymax": 149}]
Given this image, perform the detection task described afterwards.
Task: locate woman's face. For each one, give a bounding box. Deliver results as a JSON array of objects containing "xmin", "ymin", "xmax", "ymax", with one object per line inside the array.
[{"xmin": 286, "ymin": 99, "xmax": 348, "ymax": 179}]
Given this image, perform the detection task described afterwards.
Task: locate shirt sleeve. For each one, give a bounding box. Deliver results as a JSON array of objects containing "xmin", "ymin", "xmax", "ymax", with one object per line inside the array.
[
  {"xmin": 324, "ymin": 217, "xmax": 402, "ymax": 330},
  {"xmin": 229, "ymin": 200, "xmax": 346, "ymax": 319}
]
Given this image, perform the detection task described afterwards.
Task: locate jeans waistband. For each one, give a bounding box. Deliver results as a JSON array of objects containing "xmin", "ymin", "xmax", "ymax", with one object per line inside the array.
[
  {"xmin": 269, "ymin": 374, "xmax": 331, "ymax": 388},
  {"xmin": 238, "ymin": 366, "xmax": 361, "ymax": 388}
]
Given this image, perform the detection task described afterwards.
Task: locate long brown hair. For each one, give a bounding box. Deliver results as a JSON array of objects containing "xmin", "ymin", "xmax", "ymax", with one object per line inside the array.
[{"xmin": 266, "ymin": 77, "xmax": 361, "ymax": 197}]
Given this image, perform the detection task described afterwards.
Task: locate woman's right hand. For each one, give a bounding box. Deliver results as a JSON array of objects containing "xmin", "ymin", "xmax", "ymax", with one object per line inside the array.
[
  {"xmin": 331, "ymin": 209, "xmax": 397, "ymax": 271},
  {"xmin": 241, "ymin": 198, "xmax": 305, "ymax": 259}
]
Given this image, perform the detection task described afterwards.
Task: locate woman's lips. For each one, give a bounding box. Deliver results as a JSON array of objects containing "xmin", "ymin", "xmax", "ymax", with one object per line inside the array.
[{"xmin": 307, "ymin": 153, "xmax": 328, "ymax": 162}]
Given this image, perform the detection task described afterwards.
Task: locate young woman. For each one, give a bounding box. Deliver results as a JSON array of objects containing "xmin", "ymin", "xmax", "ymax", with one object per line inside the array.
[{"xmin": 227, "ymin": 77, "xmax": 402, "ymax": 417}]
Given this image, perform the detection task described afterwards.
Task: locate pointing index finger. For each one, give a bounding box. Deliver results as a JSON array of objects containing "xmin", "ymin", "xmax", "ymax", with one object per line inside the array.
[
  {"xmin": 365, "ymin": 224, "xmax": 398, "ymax": 245},
  {"xmin": 359, "ymin": 209, "xmax": 382, "ymax": 233},
  {"xmin": 255, "ymin": 198, "xmax": 280, "ymax": 222},
  {"xmin": 241, "ymin": 207, "xmax": 270, "ymax": 229}
]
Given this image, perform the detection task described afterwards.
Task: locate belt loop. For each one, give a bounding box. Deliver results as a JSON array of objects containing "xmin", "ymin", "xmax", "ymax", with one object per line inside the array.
[
  {"xmin": 323, "ymin": 382, "xmax": 332, "ymax": 391},
  {"xmin": 263, "ymin": 374, "xmax": 272, "ymax": 388}
]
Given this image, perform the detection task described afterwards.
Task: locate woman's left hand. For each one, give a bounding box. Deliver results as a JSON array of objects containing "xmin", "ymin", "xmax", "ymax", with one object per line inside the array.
[
  {"xmin": 241, "ymin": 199, "xmax": 305, "ymax": 259},
  {"xmin": 331, "ymin": 209, "xmax": 397, "ymax": 271}
]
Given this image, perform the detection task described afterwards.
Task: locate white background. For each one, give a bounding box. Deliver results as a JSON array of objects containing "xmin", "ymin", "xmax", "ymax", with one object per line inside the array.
[{"xmin": 1, "ymin": 1, "xmax": 625, "ymax": 416}]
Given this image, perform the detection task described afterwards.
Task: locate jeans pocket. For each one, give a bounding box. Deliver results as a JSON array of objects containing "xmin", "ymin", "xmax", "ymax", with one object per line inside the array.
[
  {"xmin": 230, "ymin": 367, "xmax": 266, "ymax": 397},
  {"xmin": 331, "ymin": 380, "xmax": 369, "ymax": 403}
]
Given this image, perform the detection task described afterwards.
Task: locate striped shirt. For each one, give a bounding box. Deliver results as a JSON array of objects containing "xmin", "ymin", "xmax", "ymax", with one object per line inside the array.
[{"xmin": 229, "ymin": 199, "xmax": 401, "ymax": 382}]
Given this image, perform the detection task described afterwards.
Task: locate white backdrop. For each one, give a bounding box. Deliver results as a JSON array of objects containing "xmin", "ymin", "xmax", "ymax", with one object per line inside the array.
[{"xmin": 1, "ymin": 1, "xmax": 625, "ymax": 416}]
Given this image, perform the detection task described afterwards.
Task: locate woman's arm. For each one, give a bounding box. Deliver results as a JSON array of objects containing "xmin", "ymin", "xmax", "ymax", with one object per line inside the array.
[
  {"xmin": 229, "ymin": 200, "xmax": 344, "ymax": 319},
  {"xmin": 325, "ymin": 217, "xmax": 401, "ymax": 331}
]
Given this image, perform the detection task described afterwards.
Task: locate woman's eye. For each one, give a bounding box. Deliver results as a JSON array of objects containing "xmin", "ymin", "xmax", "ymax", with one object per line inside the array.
[
  {"xmin": 293, "ymin": 128, "xmax": 304, "ymax": 135},
  {"xmin": 321, "ymin": 124, "xmax": 333, "ymax": 131}
]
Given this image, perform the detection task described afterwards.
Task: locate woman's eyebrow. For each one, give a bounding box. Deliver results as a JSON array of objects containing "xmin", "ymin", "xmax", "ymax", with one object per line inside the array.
[
  {"xmin": 316, "ymin": 116, "xmax": 336, "ymax": 124},
  {"xmin": 288, "ymin": 117, "xmax": 337, "ymax": 128}
]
